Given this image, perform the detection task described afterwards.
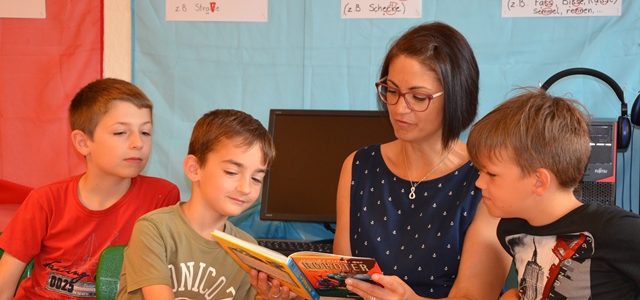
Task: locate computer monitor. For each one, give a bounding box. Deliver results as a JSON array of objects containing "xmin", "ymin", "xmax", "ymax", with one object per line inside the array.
[{"xmin": 260, "ymin": 109, "xmax": 396, "ymax": 223}]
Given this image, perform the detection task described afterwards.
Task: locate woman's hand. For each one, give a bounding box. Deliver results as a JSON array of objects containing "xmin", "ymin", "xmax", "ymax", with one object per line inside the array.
[
  {"xmin": 345, "ymin": 273, "xmax": 420, "ymax": 300},
  {"xmin": 250, "ymin": 269, "xmax": 304, "ymax": 300}
]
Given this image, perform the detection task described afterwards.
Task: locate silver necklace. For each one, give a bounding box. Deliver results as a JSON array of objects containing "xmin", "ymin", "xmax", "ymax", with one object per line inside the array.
[{"xmin": 402, "ymin": 145, "xmax": 450, "ymax": 200}]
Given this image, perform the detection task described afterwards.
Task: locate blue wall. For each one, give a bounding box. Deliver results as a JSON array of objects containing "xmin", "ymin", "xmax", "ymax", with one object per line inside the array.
[{"xmin": 132, "ymin": 0, "xmax": 640, "ymax": 238}]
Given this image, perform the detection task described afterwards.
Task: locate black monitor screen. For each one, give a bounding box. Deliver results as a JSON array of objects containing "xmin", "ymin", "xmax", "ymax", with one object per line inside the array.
[{"xmin": 260, "ymin": 109, "xmax": 396, "ymax": 223}]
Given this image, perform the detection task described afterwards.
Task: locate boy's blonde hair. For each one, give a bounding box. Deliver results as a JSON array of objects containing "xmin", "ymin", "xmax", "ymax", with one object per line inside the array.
[
  {"xmin": 69, "ymin": 78, "xmax": 153, "ymax": 138},
  {"xmin": 188, "ymin": 109, "xmax": 275, "ymax": 167},
  {"xmin": 468, "ymin": 88, "xmax": 591, "ymax": 189}
]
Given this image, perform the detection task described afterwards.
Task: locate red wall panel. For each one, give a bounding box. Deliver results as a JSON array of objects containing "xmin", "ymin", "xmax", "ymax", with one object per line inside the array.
[{"xmin": 0, "ymin": 1, "xmax": 103, "ymax": 187}]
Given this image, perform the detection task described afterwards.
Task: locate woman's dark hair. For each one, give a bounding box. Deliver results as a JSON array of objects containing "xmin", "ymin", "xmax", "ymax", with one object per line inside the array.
[{"xmin": 379, "ymin": 22, "xmax": 479, "ymax": 150}]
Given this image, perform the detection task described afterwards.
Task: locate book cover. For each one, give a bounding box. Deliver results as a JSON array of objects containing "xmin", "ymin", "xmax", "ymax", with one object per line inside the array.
[
  {"xmin": 212, "ymin": 230, "xmax": 382, "ymax": 300},
  {"xmin": 290, "ymin": 252, "xmax": 382, "ymax": 299}
]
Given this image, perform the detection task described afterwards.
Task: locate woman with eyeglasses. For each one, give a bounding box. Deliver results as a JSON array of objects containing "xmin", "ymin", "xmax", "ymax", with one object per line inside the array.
[{"xmin": 333, "ymin": 22, "xmax": 512, "ymax": 300}]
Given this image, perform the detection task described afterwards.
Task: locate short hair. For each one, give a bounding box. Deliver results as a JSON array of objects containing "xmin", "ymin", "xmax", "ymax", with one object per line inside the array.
[
  {"xmin": 467, "ymin": 88, "xmax": 591, "ymax": 189},
  {"xmin": 188, "ymin": 109, "xmax": 275, "ymax": 167},
  {"xmin": 69, "ymin": 78, "xmax": 153, "ymax": 138},
  {"xmin": 379, "ymin": 22, "xmax": 479, "ymax": 150}
]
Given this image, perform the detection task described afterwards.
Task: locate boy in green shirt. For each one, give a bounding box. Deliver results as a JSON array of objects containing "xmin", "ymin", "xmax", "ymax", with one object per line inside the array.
[{"xmin": 118, "ymin": 109, "xmax": 292, "ymax": 299}]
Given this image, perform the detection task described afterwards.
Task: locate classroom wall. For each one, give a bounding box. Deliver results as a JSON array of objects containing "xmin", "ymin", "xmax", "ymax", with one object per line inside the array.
[
  {"xmin": 70, "ymin": 0, "xmax": 640, "ymax": 238},
  {"xmin": 0, "ymin": 1, "xmax": 102, "ymax": 188},
  {"xmin": 124, "ymin": 0, "xmax": 640, "ymax": 238},
  {"xmin": 104, "ymin": 0, "xmax": 132, "ymax": 81}
]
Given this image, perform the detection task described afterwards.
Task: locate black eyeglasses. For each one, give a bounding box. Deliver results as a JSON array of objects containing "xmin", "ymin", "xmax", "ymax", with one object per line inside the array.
[{"xmin": 375, "ymin": 78, "xmax": 443, "ymax": 112}]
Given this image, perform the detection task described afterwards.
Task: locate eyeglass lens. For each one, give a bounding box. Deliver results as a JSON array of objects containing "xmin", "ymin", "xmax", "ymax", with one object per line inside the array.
[{"xmin": 377, "ymin": 83, "xmax": 435, "ymax": 112}]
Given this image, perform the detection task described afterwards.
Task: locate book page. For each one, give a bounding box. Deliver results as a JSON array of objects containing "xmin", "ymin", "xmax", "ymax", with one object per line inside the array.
[
  {"xmin": 228, "ymin": 246, "xmax": 297, "ymax": 286},
  {"xmin": 212, "ymin": 230, "xmax": 317, "ymax": 299}
]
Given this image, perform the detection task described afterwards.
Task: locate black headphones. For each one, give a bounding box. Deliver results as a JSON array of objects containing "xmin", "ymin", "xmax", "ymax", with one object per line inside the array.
[{"xmin": 541, "ymin": 67, "xmax": 640, "ymax": 152}]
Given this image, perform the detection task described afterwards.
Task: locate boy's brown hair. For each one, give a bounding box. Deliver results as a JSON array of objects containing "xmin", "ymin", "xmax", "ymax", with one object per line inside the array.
[
  {"xmin": 468, "ymin": 88, "xmax": 591, "ymax": 189},
  {"xmin": 69, "ymin": 78, "xmax": 153, "ymax": 138},
  {"xmin": 188, "ymin": 109, "xmax": 275, "ymax": 167}
]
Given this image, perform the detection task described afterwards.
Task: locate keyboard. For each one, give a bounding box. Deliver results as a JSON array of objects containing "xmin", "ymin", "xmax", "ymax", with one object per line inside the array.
[{"xmin": 257, "ymin": 238, "xmax": 334, "ymax": 256}]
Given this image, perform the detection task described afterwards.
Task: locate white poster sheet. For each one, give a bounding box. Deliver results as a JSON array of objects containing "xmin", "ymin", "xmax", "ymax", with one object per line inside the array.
[
  {"xmin": 341, "ymin": 0, "xmax": 422, "ymax": 19},
  {"xmin": 166, "ymin": 0, "xmax": 268, "ymax": 22},
  {"xmin": 502, "ymin": 0, "xmax": 622, "ymax": 17},
  {"xmin": 0, "ymin": 0, "xmax": 45, "ymax": 19}
]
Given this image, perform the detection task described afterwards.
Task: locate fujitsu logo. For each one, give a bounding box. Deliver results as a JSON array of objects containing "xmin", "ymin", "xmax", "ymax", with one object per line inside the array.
[{"xmin": 594, "ymin": 168, "xmax": 608, "ymax": 174}]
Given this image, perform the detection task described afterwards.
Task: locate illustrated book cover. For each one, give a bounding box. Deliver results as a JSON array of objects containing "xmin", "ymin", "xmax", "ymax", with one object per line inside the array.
[{"xmin": 212, "ymin": 230, "xmax": 382, "ymax": 300}]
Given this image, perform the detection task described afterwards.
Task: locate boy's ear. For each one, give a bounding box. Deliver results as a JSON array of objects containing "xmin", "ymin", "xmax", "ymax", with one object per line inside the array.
[
  {"xmin": 183, "ymin": 154, "xmax": 201, "ymax": 181},
  {"xmin": 71, "ymin": 130, "xmax": 90, "ymax": 156},
  {"xmin": 532, "ymin": 168, "xmax": 552, "ymax": 195}
]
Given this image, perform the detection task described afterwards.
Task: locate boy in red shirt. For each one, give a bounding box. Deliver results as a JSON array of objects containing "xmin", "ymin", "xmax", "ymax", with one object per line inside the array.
[{"xmin": 0, "ymin": 78, "xmax": 180, "ymax": 299}]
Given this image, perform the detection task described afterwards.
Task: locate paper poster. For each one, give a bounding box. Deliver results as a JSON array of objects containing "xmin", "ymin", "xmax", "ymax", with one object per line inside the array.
[
  {"xmin": 502, "ymin": 0, "xmax": 622, "ymax": 17},
  {"xmin": 166, "ymin": 0, "xmax": 267, "ymax": 22},
  {"xmin": 341, "ymin": 0, "xmax": 422, "ymax": 19},
  {"xmin": 0, "ymin": 0, "xmax": 45, "ymax": 19}
]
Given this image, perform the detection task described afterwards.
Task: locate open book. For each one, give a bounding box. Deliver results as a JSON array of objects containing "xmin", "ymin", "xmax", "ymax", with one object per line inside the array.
[{"xmin": 212, "ymin": 230, "xmax": 382, "ymax": 300}]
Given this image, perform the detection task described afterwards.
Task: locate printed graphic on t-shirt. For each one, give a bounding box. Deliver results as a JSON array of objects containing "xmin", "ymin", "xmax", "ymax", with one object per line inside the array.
[
  {"xmin": 168, "ymin": 261, "xmax": 236, "ymax": 300},
  {"xmin": 42, "ymin": 232, "xmax": 106, "ymax": 297},
  {"xmin": 506, "ymin": 232, "xmax": 594, "ymax": 300},
  {"xmin": 44, "ymin": 271, "xmax": 96, "ymax": 297}
]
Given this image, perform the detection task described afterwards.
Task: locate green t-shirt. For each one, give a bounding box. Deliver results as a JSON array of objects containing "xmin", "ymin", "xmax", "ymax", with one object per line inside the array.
[{"xmin": 117, "ymin": 203, "xmax": 257, "ymax": 300}]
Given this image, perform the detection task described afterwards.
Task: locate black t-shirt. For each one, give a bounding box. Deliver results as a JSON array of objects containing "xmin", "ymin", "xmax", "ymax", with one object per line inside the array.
[{"xmin": 498, "ymin": 204, "xmax": 640, "ymax": 299}]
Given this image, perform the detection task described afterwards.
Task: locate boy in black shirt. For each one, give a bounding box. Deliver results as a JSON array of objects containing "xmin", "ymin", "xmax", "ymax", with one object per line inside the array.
[{"xmin": 467, "ymin": 89, "xmax": 640, "ymax": 299}]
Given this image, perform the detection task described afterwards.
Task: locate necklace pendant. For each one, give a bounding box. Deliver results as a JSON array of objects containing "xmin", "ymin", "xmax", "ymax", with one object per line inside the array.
[{"xmin": 409, "ymin": 186, "xmax": 416, "ymax": 200}]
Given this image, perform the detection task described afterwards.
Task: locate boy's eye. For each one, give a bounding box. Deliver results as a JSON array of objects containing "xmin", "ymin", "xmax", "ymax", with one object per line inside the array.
[
  {"xmin": 224, "ymin": 170, "xmax": 238, "ymax": 176},
  {"xmin": 141, "ymin": 131, "xmax": 152, "ymax": 136},
  {"xmin": 480, "ymin": 170, "xmax": 496, "ymax": 177},
  {"xmin": 114, "ymin": 131, "xmax": 126, "ymax": 136},
  {"xmin": 251, "ymin": 176, "xmax": 264, "ymax": 184}
]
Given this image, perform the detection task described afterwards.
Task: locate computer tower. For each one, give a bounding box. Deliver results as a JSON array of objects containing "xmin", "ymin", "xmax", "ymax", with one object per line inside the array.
[{"xmin": 574, "ymin": 119, "xmax": 617, "ymax": 206}]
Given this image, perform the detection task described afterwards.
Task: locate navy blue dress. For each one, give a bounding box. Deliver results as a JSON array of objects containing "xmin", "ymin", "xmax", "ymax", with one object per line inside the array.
[{"xmin": 349, "ymin": 145, "xmax": 482, "ymax": 298}]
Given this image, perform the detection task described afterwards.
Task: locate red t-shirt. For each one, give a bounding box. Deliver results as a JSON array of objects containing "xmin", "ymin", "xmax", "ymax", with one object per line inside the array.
[{"xmin": 0, "ymin": 174, "xmax": 180, "ymax": 299}]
